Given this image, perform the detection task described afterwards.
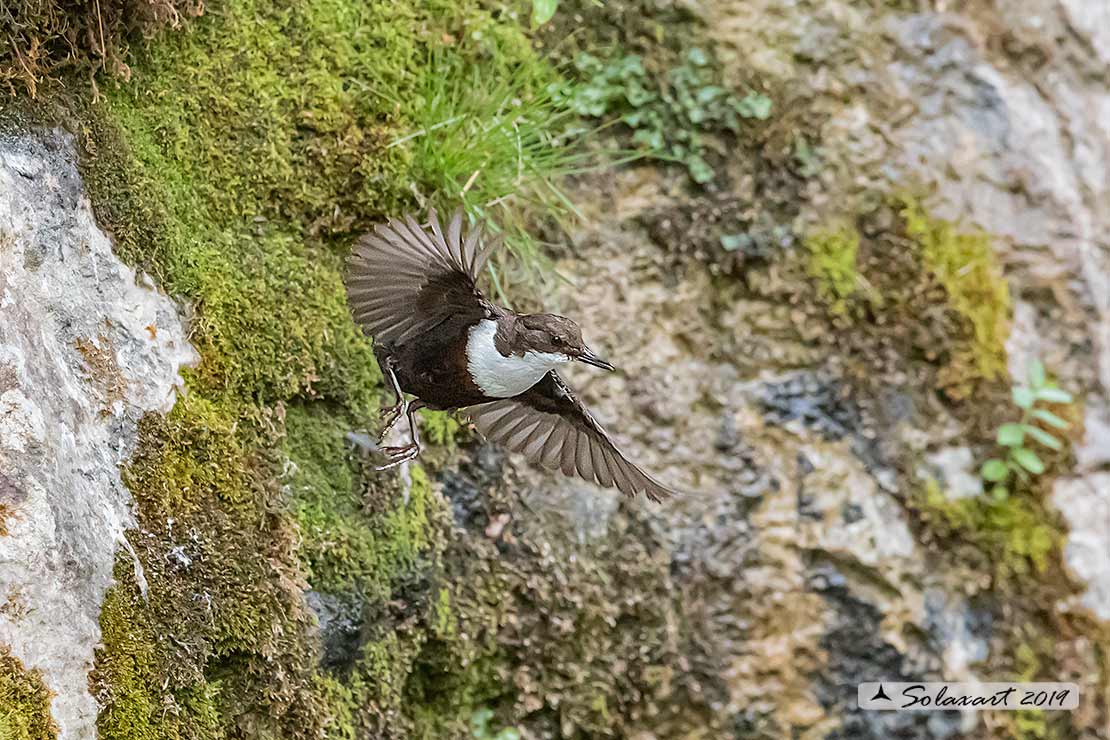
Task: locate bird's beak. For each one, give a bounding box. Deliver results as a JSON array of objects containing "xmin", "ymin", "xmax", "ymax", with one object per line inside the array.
[{"xmin": 577, "ymin": 347, "xmax": 615, "ymax": 372}]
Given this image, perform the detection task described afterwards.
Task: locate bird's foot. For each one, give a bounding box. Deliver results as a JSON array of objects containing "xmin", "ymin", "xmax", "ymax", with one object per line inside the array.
[
  {"xmin": 377, "ymin": 403, "xmax": 405, "ymax": 442},
  {"xmin": 374, "ymin": 443, "xmax": 421, "ymax": 471}
]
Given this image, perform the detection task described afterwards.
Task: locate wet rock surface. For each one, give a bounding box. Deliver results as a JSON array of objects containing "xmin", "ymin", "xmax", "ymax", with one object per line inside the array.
[{"xmin": 0, "ymin": 128, "xmax": 196, "ymax": 738}]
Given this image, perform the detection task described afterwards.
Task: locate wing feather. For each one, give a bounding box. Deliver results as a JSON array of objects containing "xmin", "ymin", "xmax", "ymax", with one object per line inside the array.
[
  {"xmin": 540, "ymin": 424, "xmax": 568, "ymax": 468},
  {"xmin": 590, "ymin": 438, "xmax": 614, "ymax": 487},
  {"xmin": 575, "ymin": 432, "xmax": 595, "ymax": 481},
  {"xmin": 346, "ymin": 208, "xmax": 498, "ymax": 347},
  {"xmin": 468, "ymin": 372, "xmax": 675, "ymax": 502},
  {"xmin": 428, "ymin": 208, "xmax": 453, "ymax": 265},
  {"xmin": 560, "ymin": 430, "xmax": 580, "ymax": 477},
  {"xmin": 447, "ymin": 209, "xmax": 464, "ymax": 265}
]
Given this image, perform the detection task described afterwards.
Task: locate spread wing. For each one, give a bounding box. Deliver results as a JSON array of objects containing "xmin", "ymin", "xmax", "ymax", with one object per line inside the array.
[
  {"xmin": 468, "ymin": 372, "xmax": 675, "ymax": 502},
  {"xmin": 346, "ymin": 208, "xmax": 500, "ymax": 347}
]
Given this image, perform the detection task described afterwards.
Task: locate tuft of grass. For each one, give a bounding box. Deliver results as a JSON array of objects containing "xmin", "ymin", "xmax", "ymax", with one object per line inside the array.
[{"xmin": 398, "ymin": 47, "xmax": 597, "ymax": 293}]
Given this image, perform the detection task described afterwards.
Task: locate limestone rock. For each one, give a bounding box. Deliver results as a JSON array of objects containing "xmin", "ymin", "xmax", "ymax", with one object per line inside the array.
[{"xmin": 0, "ymin": 129, "xmax": 196, "ymax": 738}]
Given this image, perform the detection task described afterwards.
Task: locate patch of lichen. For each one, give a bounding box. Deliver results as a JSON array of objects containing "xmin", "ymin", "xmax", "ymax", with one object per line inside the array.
[
  {"xmin": 0, "ymin": 646, "xmax": 57, "ymax": 740},
  {"xmin": 981, "ymin": 597, "xmax": 1100, "ymax": 739}
]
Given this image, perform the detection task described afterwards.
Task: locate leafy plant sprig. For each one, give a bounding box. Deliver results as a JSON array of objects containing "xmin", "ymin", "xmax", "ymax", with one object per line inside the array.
[
  {"xmin": 981, "ymin": 360, "xmax": 1073, "ymax": 501},
  {"xmin": 556, "ymin": 49, "xmax": 772, "ymax": 183},
  {"xmin": 471, "ymin": 708, "xmax": 520, "ymax": 740},
  {"xmin": 532, "ymin": 0, "xmax": 559, "ymax": 27}
]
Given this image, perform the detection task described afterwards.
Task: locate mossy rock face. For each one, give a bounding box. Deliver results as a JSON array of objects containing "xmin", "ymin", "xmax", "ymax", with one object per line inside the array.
[
  {"xmin": 0, "ymin": 647, "xmax": 57, "ymax": 740},
  {"xmin": 776, "ymin": 196, "xmax": 1013, "ymax": 431},
  {"xmin": 8, "ymin": 0, "xmax": 1104, "ymax": 735},
  {"xmin": 10, "ymin": 0, "xmax": 569, "ymax": 734}
]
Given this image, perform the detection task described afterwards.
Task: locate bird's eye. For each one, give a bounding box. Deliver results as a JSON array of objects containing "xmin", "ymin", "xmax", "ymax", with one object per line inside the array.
[{"xmin": 553, "ymin": 336, "xmax": 564, "ymax": 346}]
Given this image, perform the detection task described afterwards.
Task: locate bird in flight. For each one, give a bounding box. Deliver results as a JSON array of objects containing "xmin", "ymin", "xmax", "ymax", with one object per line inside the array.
[{"xmin": 345, "ymin": 209, "xmax": 675, "ymax": 502}]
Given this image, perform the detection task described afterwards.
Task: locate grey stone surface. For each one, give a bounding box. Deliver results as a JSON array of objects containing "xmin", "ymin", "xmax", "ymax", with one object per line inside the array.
[
  {"xmin": 708, "ymin": 0, "xmax": 1110, "ymax": 625},
  {"xmin": 0, "ymin": 129, "xmax": 196, "ymax": 738}
]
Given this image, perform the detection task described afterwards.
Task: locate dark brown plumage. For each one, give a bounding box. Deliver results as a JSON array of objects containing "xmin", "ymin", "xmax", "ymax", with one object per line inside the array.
[{"xmin": 345, "ymin": 208, "xmax": 675, "ymax": 502}]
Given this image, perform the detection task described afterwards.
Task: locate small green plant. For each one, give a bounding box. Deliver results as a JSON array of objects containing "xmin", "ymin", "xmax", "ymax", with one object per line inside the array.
[
  {"xmin": 470, "ymin": 708, "xmax": 520, "ymax": 740},
  {"xmin": 981, "ymin": 360, "xmax": 1073, "ymax": 500},
  {"xmin": 559, "ymin": 48, "xmax": 771, "ymax": 183},
  {"xmin": 531, "ymin": 0, "xmax": 559, "ymax": 26}
]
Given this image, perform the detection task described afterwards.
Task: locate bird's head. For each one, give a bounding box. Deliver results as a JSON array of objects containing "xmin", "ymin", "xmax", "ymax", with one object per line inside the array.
[{"xmin": 517, "ymin": 313, "xmax": 615, "ymax": 371}]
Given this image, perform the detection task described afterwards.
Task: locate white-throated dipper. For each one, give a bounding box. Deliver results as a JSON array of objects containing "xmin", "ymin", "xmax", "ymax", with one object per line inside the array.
[{"xmin": 345, "ymin": 208, "xmax": 675, "ymax": 502}]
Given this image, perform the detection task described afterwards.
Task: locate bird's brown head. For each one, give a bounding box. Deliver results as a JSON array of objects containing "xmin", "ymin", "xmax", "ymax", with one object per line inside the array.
[{"xmin": 515, "ymin": 313, "xmax": 615, "ymax": 371}]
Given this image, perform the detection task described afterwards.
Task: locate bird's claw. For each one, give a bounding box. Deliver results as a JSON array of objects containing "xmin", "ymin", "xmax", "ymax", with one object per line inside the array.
[
  {"xmin": 374, "ymin": 443, "xmax": 420, "ymax": 471},
  {"xmin": 377, "ymin": 403, "xmax": 404, "ymax": 442}
]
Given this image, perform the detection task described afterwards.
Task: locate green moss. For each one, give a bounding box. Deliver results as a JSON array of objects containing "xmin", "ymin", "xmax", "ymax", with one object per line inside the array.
[
  {"xmin": 83, "ymin": 0, "xmax": 424, "ymax": 412},
  {"xmin": 3, "ymin": 0, "xmax": 621, "ymax": 732},
  {"xmin": 0, "ymin": 647, "xmax": 57, "ymax": 740},
  {"xmin": 421, "ymin": 410, "xmax": 464, "ymax": 450},
  {"xmin": 795, "ymin": 197, "xmax": 1013, "ymax": 414},
  {"xmin": 93, "ymin": 557, "xmax": 225, "ymax": 740},
  {"xmin": 916, "ymin": 478, "xmax": 1059, "ymax": 580},
  {"xmin": 66, "ymin": 1, "xmax": 570, "ymax": 731},
  {"xmin": 900, "ymin": 196, "xmax": 1011, "ymax": 391},
  {"xmin": 283, "ymin": 403, "xmax": 433, "ymax": 598},
  {"xmin": 92, "ymin": 393, "xmax": 323, "ymax": 738},
  {"xmin": 104, "ymin": 0, "xmax": 416, "ymax": 226},
  {"xmin": 804, "ymin": 223, "xmax": 864, "ymax": 316}
]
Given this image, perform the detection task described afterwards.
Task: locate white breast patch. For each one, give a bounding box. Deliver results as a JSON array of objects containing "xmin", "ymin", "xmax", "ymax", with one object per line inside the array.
[{"xmin": 466, "ymin": 319, "xmax": 568, "ymax": 398}]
